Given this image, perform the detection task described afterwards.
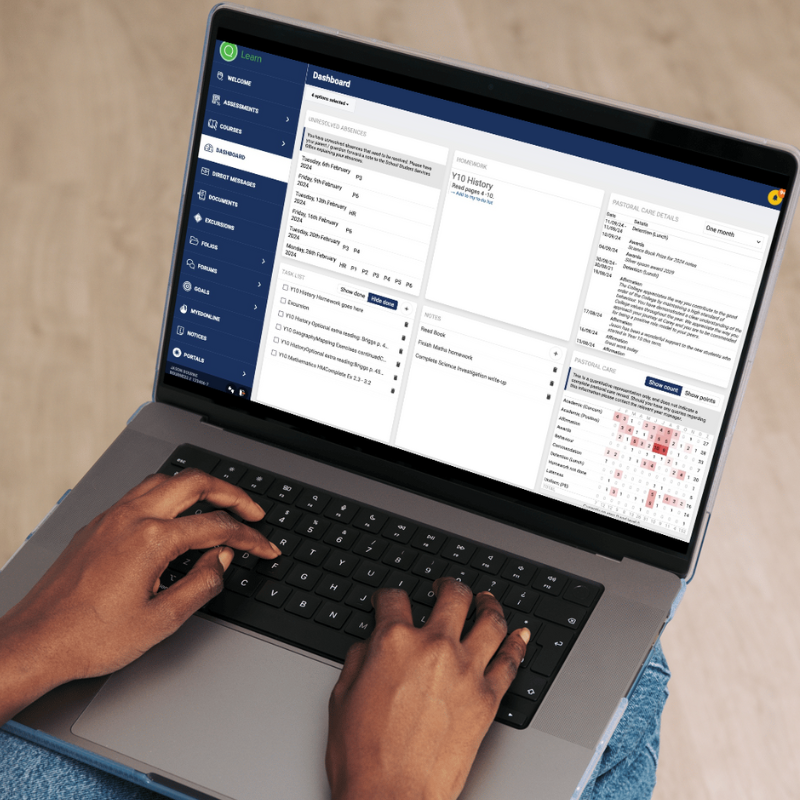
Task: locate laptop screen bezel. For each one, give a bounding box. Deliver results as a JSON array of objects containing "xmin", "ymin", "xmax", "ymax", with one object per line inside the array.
[{"xmin": 155, "ymin": 5, "xmax": 798, "ymax": 579}]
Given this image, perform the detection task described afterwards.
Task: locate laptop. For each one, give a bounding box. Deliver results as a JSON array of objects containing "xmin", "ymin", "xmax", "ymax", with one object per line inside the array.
[{"xmin": 1, "ymin": 4, "xmax": 797, "ymax": 798}]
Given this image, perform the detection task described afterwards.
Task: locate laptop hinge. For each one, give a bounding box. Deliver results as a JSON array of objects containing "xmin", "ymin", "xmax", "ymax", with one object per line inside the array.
[{"xmin": 594, "ymin": 551, "xmax": 623, "ymax": 563}]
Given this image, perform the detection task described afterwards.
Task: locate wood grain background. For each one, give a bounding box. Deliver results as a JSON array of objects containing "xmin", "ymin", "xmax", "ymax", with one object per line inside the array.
[{"xmin": 1, "ymin": 2, "xmax": 798, "ymax": 797}]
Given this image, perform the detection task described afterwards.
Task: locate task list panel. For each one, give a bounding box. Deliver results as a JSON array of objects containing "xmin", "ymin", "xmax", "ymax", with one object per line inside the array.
[{"xmin": 254, "ymin": 264, "xmax": 415, "ymax": 442}]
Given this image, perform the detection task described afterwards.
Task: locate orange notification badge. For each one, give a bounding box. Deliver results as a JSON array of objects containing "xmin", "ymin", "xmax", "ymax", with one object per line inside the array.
[{"xmin": 768, "ymin": 188, "xmax": 786, "ymax": 206}]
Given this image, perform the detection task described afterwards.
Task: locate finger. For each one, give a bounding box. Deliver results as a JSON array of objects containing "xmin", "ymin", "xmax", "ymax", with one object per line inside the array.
[
  {"xmin": 131, "ymin": 469, "xmax": 265, "ymax": 522},
  {"xmin": 483, "ymin": 628, "xmax": 530, "ymax": 701},
  {"xmin": 146, "ymin": 547, "xmax": 232, "ymax": 636},
  {"xmin": 158, "ymin": 510, "xmax": 282, "ymax": 562},
  {"xmin": 371, "ymin": 587, "xmax": 413, "ymax": 630},
  {"xmin": 423, "ymin": 577, "xmax": 474, "ymax": 635},
  {"xmin": 115, "ymin": 474, "xmax": 171, "ymax": 505},
  {"xmin": 461, "ymin": 591, "xmax": 509, "ymax": 662}
]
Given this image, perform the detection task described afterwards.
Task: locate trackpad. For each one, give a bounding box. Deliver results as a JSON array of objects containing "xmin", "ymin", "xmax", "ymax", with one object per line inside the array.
[{"xmin": 73, "ymin": 616, "xmax": 337, "ymax": 800}]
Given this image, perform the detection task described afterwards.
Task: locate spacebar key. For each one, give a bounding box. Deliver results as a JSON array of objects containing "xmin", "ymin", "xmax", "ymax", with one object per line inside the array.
[{"xmin": 205, "ymin": 591, "xmax": 354, "ymax": 661}]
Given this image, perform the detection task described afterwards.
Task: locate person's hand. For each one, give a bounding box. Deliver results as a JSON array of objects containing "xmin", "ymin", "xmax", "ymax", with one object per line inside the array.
[
  {"xmin": 0, "ymin": 469, "xmax": 279, "ymax": 722},
  {"xmin": 326, "ymin": 577, "xmax": 530, "ymax": 800}
]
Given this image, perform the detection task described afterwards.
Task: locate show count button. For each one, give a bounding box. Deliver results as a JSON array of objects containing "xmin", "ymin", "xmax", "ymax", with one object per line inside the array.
[{"xmin": 645, "ymin": 376, "xmax": 682, "ymax": 396}]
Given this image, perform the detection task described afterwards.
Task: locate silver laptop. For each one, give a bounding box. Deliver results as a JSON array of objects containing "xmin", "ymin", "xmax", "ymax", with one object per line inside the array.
[{"xmin": 1, "ymin": 5, "xmax": 797, "ymax": 799}]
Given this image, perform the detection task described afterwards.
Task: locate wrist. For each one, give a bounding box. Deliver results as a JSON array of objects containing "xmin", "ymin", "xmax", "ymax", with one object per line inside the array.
[{"xmin": 0, "ymin": 608, "xmax": 74, "ymax": 725}]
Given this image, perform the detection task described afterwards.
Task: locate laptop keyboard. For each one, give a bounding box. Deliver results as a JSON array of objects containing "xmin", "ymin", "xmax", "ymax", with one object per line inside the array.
[{"xmin": 158, "ymin": 444, "xmax": 603, "ymax": 729}]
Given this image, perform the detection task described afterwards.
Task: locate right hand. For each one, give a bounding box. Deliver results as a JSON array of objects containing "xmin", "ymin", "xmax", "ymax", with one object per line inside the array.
[{"xmin": 326, "ymin": 578, "xmax": 530, "ymax": 800}]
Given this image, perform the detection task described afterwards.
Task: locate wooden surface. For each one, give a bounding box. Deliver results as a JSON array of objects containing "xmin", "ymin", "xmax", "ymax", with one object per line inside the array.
[{"xmin": 1, "ymin": 1, "xmax": 799, "ymax": 797}]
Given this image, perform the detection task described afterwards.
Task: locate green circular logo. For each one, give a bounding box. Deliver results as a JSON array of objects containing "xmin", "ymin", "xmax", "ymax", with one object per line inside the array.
[{"xmin": 220, "ymin": 42, "xmax": 238, "ymax": 62}]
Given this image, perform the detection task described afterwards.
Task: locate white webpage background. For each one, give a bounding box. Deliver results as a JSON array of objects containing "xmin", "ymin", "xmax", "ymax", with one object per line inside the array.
[
  {"xmin": 249, "ymin": 85, "xmax": 780, "ymax": 540},
  {"xmin": 425, "ymin": 152, "xmax": 603, "ymax": 340}
]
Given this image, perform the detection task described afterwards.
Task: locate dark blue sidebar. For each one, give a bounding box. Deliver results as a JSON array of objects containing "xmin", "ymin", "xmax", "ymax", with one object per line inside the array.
[{"xmin": 165, "ymin": 44, "xmax": 306, "ymax": 397}]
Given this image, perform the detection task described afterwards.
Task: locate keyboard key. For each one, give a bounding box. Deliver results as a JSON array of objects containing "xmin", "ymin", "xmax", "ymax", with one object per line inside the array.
[
  {"xmin": 251, "ymin": 518, "xmax": 273, "ymax": 537},
  {"xmin": 296, "ymin": 489, "xmax": 331, "ymax": 513},
  {"xmin": 352, "ymin": 533, "xmax": 388, "ymax": 560},
  {"xmin": 563, "ymin": 580, "xmax": 599, "ymax": 607},
  {"xmin": 412, "ymin": 604, "xmax": 430, "ymax": 628},
  {"xmin": 285, "ymin": 592, "xmax": 321, "ymax": 619},
  {"xmin": 324, "ymin": 552, "xmax": 359, "ymax": 577},
  {"xmin": 532, "ymin": 569, "xmax": 568, "ymax": 596},
  {"xmin": 440, "ymin": 539, "xmax": 475, "ymax": 563},
  {"xmin": 473, "ymin": 575, "xmax": 508, "ymax": 600},
  {"xmin": 501, "ymin": 561, "xmax": 537, "ymax": 585},
  {"xmin": 507, "ymin": 612, "xmax": 542, "ymax": 641},
  {"xmin": 535, "ymin": 597, "xmax": 585, "ymax": 630},
  {"xmin": 495, "ymin": 695, "xmax": 536, "ymax": 727},
  {"xmin": 267, "ymin": 480, "xmax": 302, "ymax": 503},
  {"xmin": 382, "ymin": 545, "xmax": 417, "ymax": 571},
  {"xmin": 382, "ymin": 519, "xmax": 416, "ymax": 543},
  {"xmin": 294, "ymin": 541, "xmax": 330, "ymax": 567},
  {"xmin": 211, "ymin": 461, "xmax": 246, "ymax": 484},
  {"xmin": 255, "ymin": 580, "xmax": 292, "ymax": 608},
  {"xmin": 325, "ymin": 498, "xmax": 359, "ymax": 523},
  {"xmin": 295, "ymin": 514, "xmax": 329, "ymax": 540},
  {"xmin": 445, "ymin": 564, "xmax": 480, "ymax": 587},
  {"xmin": 316, "ymin": 576, "xmax": 351, "ymax": 602},
  {"xmin": 470, "ymin": 549, "xmax": 505, "ymax": 574},
  {"xmin": 268, "ymin": 530, "xmax": 301, "ymax": 556},
  {"xmin": 158, "ymin": 568, "xmax": 183, "ymax": 591},
  {"xmin": 352, "ymin": 508, "xmax": 388, "ymax": 532},
  {"xmin": 315, "ymin": 603, "xmax": 351, "ymax": 630},
  {"xmin": 508, "ymin": 671, "xmax": 548, "ymax": 702},
  {"xmin": 353, "ymin": 562, "xmax": 388, "ymax": 587},
  {"xmin": 505, "ymin": 585, "xmax": 537, "ymax": 613},
  {"xmin": 383, "ymin": 571, "xmax": 418, "ymax": 594},
  {"xmin": 232, "ymin": 550, "xmax": 258, "ymax": 570},
  {"xmin": 324, "ymin": 525, "xmax": 359, "ymax": 550},
  {"xmin": 410, "ymin": 528, "xmax": 445, "ymax": 554},
  {"xmin": 344, "ymin": 611, "xmax": 375, "ymax": 639},
  {"xmin": 169, "ymin": 550, "xmax": 200, "ymax": 573},
  {"xmin": 267, "ymin": 505, "xmax": 303, "ymax": 530},
  {"xmin": 345, "ymin": 585, "xmax": 374, "ymax": 611},
  {"xmin": 531, "ymin": 624, "xmax": 574, "ymax": 676},
  {"xmin": 412, "ymin": 580, "xmax": 436, "ymax": 607},
  {"xmin": 411, "ymin": 555, "xmax": 447, "ymax": 580},
  {"xmin": 225, "ymin": 567, "xmax": 260, "ymax": 597},
  {"xmin": 240, "ymin": 469, "xmax": 273, "ymax": 494},
  {"xmin": 170, "ymin": 447, "xmax": 219, "ymax": 473},
  {"xmin": 255, "ymin": 556, "xmax": 291, "ymax": 581},
  {"xmin": 286, "ymin": 564, "xmax": 322, "ymax": 591}
]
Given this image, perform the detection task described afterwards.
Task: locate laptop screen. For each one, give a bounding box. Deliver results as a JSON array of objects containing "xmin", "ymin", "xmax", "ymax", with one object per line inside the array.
[{"xmin": 160, "ymin": 18, "xmax": 795, "ymax": 559}]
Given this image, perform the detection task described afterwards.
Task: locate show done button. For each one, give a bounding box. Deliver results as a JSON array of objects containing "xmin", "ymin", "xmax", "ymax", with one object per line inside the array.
[{"xmin": 645, "ymin": 376, "xmax": 682, "ymax": 396}]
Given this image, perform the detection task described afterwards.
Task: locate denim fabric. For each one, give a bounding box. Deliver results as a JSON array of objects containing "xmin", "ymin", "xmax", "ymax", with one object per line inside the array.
[
  {"xmin": 0, "ymin": 729, "xmax": 162, "ymax": 800},
  {"xmin": 0, "ymin": 642, "xmax": 669, "ymax": 799},
  {"xmin": 583, "ymin": 640, "xmax": 671, "ymax": 799}
]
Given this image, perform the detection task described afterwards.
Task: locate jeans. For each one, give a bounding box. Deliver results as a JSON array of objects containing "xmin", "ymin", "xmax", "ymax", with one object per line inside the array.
[{"xmin": 0, "ymin": 642, "xmax": 669, "ymax": 799}]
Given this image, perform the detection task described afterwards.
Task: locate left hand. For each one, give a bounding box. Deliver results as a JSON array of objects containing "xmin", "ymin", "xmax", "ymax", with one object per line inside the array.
[{"xmin": 0, "ymin": 469, "xmax": 280, "ymax": 721}]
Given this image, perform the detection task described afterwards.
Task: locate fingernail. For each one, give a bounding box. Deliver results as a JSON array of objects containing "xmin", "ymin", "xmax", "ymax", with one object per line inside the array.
[
  {"xmin": 271, "ymin": 542, "xmax": 282, "ymax": 556},
  {"xmin": 519, "ymin": 627, "xmax": 531, "ymax": 645},
  {"xmin": 217, "ymin": 546, "xmax": 234, "ymax": 570}
]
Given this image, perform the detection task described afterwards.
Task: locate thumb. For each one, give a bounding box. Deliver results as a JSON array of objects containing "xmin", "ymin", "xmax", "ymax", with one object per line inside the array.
[{"xmin": 149, "ymin": 547, "xmax": 232, "ymax": 636}]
